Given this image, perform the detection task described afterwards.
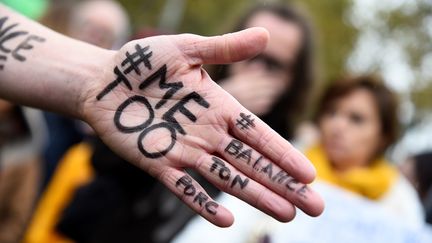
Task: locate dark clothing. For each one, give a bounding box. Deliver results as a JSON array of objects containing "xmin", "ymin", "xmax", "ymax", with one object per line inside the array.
[
  {"xmin": 57, "ymin": 138, "xmax": 218, "ymax": 243},
  {"xmin": 42, "ymin": 113, "xmax": 84, "ymax": 190},
  {"xmin": 424, "ymin": 188, "xmax": 432, "ymax": 224}
]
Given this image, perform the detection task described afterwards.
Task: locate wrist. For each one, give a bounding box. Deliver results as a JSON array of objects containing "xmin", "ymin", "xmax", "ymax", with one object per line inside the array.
[{"xmin": 75, "ymin": 47, "xmax": 116, "ymax": 121}]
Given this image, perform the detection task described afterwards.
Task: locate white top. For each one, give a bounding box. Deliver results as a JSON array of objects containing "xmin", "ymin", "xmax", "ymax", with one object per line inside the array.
[
  {"xmin": 173, "ymin": 180, "xmax": 431, "ymax": 243},
  {"xmin": 378, "ymin": 174, "xmax": 424, "ymax": 228}
]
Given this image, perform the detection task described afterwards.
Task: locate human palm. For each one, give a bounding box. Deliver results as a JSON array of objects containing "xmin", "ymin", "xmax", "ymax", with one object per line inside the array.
[{"xmin": 82, "ymin": 28, "xmax": 324, "ymax": 227}]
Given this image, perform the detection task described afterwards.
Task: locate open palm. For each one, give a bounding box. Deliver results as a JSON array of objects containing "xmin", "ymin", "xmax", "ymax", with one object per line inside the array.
[{"xmin": 82, "ymin": 28, "xmax": 324, "ymax": 227}]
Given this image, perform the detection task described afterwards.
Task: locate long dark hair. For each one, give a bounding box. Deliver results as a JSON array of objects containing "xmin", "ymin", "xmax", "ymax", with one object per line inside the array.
[{"xmin": 210, "ymin": 3, "xmax": 314, "ymax": 139}]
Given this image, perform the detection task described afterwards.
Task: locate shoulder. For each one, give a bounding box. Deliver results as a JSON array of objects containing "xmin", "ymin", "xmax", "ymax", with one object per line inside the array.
[{"xmin": 379, "ymin": 173, "xmax": 424, "ymax": 228}]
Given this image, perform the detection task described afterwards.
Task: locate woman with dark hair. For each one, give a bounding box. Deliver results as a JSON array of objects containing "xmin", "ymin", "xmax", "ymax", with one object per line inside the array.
[
  {"xmin": 173, "ymin": 75, "xmax": 424, "ymax": 243},
  {"xmin": 173, "ymin": 4, "xmax": 317, "ymax": 243},
  {"xmin": 307, "ymin": 75, "xmax": 423, "ymax": 225},
  {"xmin": 211, "ymin": 3, "xmax": 314, "ymax": 139}
]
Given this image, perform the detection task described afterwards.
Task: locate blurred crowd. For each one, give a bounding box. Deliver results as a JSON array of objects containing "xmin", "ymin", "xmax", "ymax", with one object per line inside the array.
[{"xmin": 0, "ymin": 0, "xmax": 432, "ymax": 243}]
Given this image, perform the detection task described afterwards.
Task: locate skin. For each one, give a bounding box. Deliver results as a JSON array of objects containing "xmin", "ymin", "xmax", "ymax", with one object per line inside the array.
[
  {"xmin": 221, "ymin": 11, "xmax": 303, "ymax": 116},
  {"xmin": 0, "ymin": 5, "xmax": 324, "ymax": 227},
  {"xmin": 319, "ymin": 88, "xmax": 383, "ymax": 172},
  {"xmin": 67, "ymin": 1, "xmax": 129, "ymax": 135},
  {"xmin": 68, "ymin": 0, "xmax": 128, "ymax": 49}
]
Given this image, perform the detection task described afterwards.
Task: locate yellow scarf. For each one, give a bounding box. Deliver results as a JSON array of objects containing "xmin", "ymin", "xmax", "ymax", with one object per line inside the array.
[{"xmin": 306, "ymin": 145, "xmax": 398, "ymax": 200}]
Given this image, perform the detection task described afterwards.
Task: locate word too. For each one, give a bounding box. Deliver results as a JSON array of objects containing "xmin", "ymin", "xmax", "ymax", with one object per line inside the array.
[{"xmin": 96, "ymin": 44, "xmax": 210, "ymax": 158}]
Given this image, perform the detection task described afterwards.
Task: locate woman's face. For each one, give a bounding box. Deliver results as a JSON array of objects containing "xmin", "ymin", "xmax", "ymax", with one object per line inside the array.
[
  {"xmin": 319, "ymin": 88, "xmax": 383, "ymax": 170},
  {"xmin": 229, "ymin": 11, "xmax": 303, "ymax": 95}
]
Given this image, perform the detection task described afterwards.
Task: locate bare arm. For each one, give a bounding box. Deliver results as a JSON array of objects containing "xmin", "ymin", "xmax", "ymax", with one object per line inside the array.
[{"xmin": 0, "ymin": 5, "xmax": 111, "ymax": 117}]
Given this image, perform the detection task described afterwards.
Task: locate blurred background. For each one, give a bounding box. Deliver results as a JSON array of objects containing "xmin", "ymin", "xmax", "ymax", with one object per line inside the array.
[
  {"xmin": 107, "ymin": 0, "xmax": 432, "ymax": 161},
  {"xmin": 4, "ymin": 0, "xmax": 432, "ymax": 159},
  {"xmin": 1, "ymin": 0, "xmax": 432, "ymax": 243}
]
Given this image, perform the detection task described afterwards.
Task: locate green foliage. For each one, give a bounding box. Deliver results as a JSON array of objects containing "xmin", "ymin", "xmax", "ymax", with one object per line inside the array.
[{"xmin": 291, "ymin": 0, "xmax": 356, "ymax": 82}]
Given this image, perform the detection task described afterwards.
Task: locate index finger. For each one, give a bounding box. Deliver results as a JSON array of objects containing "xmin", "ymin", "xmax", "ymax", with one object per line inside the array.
[
  {"xmin": 227, "ymin": 109, "xmax": 317, "ymax": 184},
  {"xmin": 224, "ymin": 109, "xmax": 324, "ymax": 217}
]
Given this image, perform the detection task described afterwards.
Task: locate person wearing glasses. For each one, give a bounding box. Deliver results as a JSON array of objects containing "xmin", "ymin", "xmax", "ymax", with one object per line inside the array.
[{"xmin": 213, "ymin": 3, "xmax": 314, "ymax": 140}]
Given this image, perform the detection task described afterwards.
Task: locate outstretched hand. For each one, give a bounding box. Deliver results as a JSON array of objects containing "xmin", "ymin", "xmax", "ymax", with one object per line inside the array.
[{"xmin": 82, "ymin": 28, "xmax": 324, "ymax": 227}]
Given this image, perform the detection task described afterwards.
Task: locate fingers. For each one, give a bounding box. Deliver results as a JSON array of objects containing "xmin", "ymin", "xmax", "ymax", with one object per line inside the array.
[
  {"xmin": 194, "ymin": 154, "xmax": 296, "ymax": 222},
  {"xmin": 181, "ymin": 27, "xmax": 269, "ymax": 65},
  {"xmin": 215, "ymin": 135, "xmax": 324, "ymax": 217},
  {"xmin": 228, "ymin": 110, "xmax": 317, "ymax": 184},
  {"xmin": 158, "ymin": 167, "xmax": 234, "ymax": 227}
]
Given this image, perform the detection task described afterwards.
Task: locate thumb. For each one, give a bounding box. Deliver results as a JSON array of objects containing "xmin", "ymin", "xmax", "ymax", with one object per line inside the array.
[{"xmin": 181, "ymin": 27, "xmax": 269, "ymax": 65}]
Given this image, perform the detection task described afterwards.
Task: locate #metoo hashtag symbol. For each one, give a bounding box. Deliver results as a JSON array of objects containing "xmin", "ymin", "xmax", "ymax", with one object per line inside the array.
[
  {"xmin": 121, "ymin": 44, "xmax": 153, "ymax": 75},
  {"xmin": 236, "ymin": 113, "xmax": 255, "ymax": 130}
]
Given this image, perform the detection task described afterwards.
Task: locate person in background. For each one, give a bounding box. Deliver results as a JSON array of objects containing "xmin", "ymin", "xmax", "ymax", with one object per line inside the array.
[
  {"xmin": 40, "ymin": 0, "xmax": 130, "ymax": 189},
  {"xmin": 49, "ymin": 4, "xmax": 317, "ymax": 242},
  {"xmin": 23, "ymin": 1, "xmax": 131, "ymax": 242},
  {"xmin": 307, "ymin": 75, "xmax": 423, "ymax": 226},
  {"xmin": 67, "ymin": 0, "xmax": 129, "ymax": 49},
  {"xmin": 50, "ymin": 28, "xmax": 214, "ymax": 243},
  {"xmin": 211, "ymin": 3, "xmax": 314, "ymax": 139},
  {"xmin": 401, "ymin": 152, "xmax": 432, "ymax": 224},
  {"xmin": 175, "ymin": 3, "xmax": 315, "ymax": 241},
  {"xmin": 172, "ymin": 76, "xmax": 428, "ymax": 243},
  {"xmin": 172, "ymin": 4, "xmax": 317, "ymax": 243},
  {"xmin": 63, "ymin": 4, "xmax": 316, "ymax": 242},
  {"xmin": 0, "ymin": 101, "xmax": 41, "ymax": 243}
]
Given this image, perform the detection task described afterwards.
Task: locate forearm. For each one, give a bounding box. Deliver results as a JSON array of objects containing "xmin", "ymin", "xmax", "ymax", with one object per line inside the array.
[{"xmin": 0, "ymin": 5, "xmax": 113, "ymax": 118}]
